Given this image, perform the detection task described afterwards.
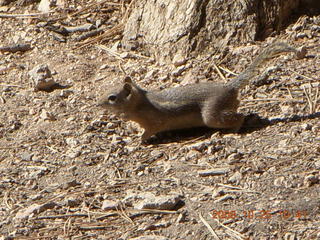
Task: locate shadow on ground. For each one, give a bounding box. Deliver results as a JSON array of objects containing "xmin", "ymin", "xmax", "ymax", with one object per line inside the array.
[{"xmin": 145, "ymin": 112, "xmax": 320, "ymax": 145}]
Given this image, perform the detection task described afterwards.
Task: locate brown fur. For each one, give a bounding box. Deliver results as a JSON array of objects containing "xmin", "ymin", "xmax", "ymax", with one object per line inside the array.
[{"xmin": 99, "ymin": 42, "xmax": 300, "ymax": 141}]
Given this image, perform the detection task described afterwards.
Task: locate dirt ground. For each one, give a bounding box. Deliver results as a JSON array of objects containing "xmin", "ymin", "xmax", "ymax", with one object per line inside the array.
[{"xmin": 0, "ymin": 1, "xmax": 319, "ymax": 240}]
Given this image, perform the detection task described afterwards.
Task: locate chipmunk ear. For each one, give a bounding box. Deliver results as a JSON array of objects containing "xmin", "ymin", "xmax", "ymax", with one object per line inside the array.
[
  {"xmin": 123, "ymin": 82, "xmax": 132, "ymax": 98},
  {"xmin": 124, "ymin": 76, "xmax": 133, "ymax": 84}
]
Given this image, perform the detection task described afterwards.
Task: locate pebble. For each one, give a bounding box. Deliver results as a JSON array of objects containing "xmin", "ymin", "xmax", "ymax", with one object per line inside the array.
[
  {"xmin": 20, "ymin": 152, "xmax": 34, "ymax": 161},
  {"xmin": 61, "ymin": 179, "xmax": 81, "ymax": 189},
  {"xmin": 101, "ymin": 200, "xmax": 120, "ymax": 210},
  {"xmin": 198, "ymin": 167, "xmax": 230, "ymax": 177},
  {"xmin": 172, "ymin": 54, "xmax": 186, "ymax": 67},
  {"xmin": 129, "ymin": 236, "xmax": 169, "ymax": 240},
  {"xmin": 274, "ymin": 176, "xmax": 286, "ymax": 187},
  {"xmin": 29, "ymin": 64, "xmax": 57, "ymax": 91},
  {"xmin": 228, "ymin": 171, "xmax": 242, "ymax": 183},
  {"xmin": 283, "ymin": 232, "xmax": 296, "ymax": 240},
  {"xmin": 171, "ymin": 65, "xmax": 186, "ymax": 77},
  {"xmin": 214, "ymin": 194, "xmax": 235, "ymax": 203},
  {"xmin": 304, "ymin": 175, "xmax": 319, "ymax": 186},
  {"xmin": 15, "ymin": 202, "xmax": 57, "ymax": 220},
  {"xmin": 63, "ymin": 197, "xmax": 81, "ymax": 207},
  {"xmin": 301, "ymin": 123, "xmax": 312, "ymax": 131},
  {"xmin": 134, "ymin": 194, "xmax": 182, "ymax": 210}
]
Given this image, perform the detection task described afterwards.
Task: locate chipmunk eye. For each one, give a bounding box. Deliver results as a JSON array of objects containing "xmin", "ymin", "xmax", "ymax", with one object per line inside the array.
[{"xmin": 108, "ymin": 94, "xmax": 117, "ymax": 103}]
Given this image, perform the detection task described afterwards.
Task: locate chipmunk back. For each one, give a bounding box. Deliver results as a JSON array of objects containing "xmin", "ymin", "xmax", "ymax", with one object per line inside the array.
[{"xmin": 99, "ymin": 42, "xmax": 301, "ymax": 141}]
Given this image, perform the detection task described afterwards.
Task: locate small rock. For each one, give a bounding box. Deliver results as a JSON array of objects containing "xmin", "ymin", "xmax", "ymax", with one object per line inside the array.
[
  {"xmin": 292, "ymin": 23, "xmax": 303, "ymax": 31},
  {"xmin": 150, "ymin": 150, "xmax": 164, "ymax": 159},
  {"xmin": 176, "ymin": 211, "xmax": 187, "ymax": 223},
  {"xmin": 134, "ymin": 194, "xmax": 182, "ymax": 210},
  {"xmin": 301, "ymin": 123, "xmax": 312, "ymax": 131},
  {"xmin": 274, "ymin": 176, "xmax": 286, "ymax": 187},
  {"xmin": 38, "ymin": 0, "xmax": 55, "ymax": 13},
  {"xmin": 30, "ymin": 194, "xmax": 43, "ymax": 201},
  {"xmin": 120, "ymin": 52, "xmax": 132, "ymax": 59},
  {"xmin": 314, "ymin": 160, "xmax": 320, "ymax": 170},
  {"xmin": 171, "ymin": 65, "xmax": 186, "ymax": 77},
  {"xmin": 99, "ymin": 64, "xmax": 108, "ymax": 70},
  {"xmin": 145, "ymin": 69, "xmax": 158, "ymax": 79},
  {"xmin": 123, "ymin": 191, "xmax": 155, "ymax": 206},
  {"xmin": 60, "ymin": 89, "xmax": 73, "ymax": 98},
  {"xmin": 295, "ymin": 32, "xmax": 307, "ymax": 39},
  {"xmin": 228, "ymin": 171, "xmax": 242, "ymax": 183},
  {"xmin": 283, "ymin": 232, "xmax": 296, "ymax": 240},
  {"xmin": 172, "ymin": 54, "xmax": 187, "ymax": 67},
  {"xmin": 63, "ymin": 197, "xmax": 81, "ymax": 207},
  {"xmin": 102, "ymin": 200, "xmax": 120, "ymax": 210},
  {"xmin": 15, "ymin": 202, "xmax": 57, "ymax": 220},
  {"xmin": 20, "ymin": 152, "xmax": 34, "ymax": 161},
  {"xmin": 61, "ymin": 179, "xmax": 81, "ymax": 190},
  {"xmin": 129, "ymin": 236, "xmax": 169, "ymax": 240},
  {"xmin": 65, "ymin": 138, "xmax": 79, "ymax": 147},
  {"xmin": 39, "ymin": 109, "xmax": 56, "ymax": 121},
  {"xmin": 185, "ymin": 150, "xmax": 200, "ymax": 160},
  {"xmin": 227, "ymin": 152, "xmax": 243, "ymax": 163},
  {"xmin": 212, "ymin": 188, "xmax": 226, "ymax": 198},
  {"xmin": 296, "ymin": 46, "xmax": 307, "ymax": 59},
  {"xmin": 214, "ymin": 194, "xmax": 235, "ymax": 203},
  {"xmin": 29, "ymin": 64, "xmax": 57, "ymax": 91},
  {"xmin": 198, "ymin": 167, "xmax": 229, "ymax": 177},
  {"xmin": 185, "ymin": 141, "xmax": 209, "ymax": 151},
  {"xmin": 304, "ymin": 175, "xmax": 319, "ymax": 186}
]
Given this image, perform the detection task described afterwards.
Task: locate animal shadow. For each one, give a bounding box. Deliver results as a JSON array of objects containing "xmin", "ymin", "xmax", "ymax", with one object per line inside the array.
[{"xmin": 145, "ymin": 112, "xmax": 320, "ymax": 144}]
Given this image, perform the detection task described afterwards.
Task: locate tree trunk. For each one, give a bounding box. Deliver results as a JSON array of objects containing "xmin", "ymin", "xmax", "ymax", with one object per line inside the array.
[{"xmin": 122, "ymin": 0, "xmax": 315, "ymax": 63}]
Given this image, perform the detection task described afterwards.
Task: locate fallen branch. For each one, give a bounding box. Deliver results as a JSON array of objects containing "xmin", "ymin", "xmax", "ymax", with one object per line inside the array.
[
  {"xmin": 0, "ymin": 12, "xmax": 52, "ymax": 18},
  {"xmin": 0, "ymin": 43, "xmax": 32, "ymax": 53}
]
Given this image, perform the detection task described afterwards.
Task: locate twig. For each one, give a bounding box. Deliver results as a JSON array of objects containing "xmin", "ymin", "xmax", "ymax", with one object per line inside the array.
[
  {"xmin": 218, "ymin": 66, "xmax": 237, "ymax": 76},
  {"xmin": 0, "ymin": 43, "xmax": 31, "ymax": 53},
  {"xmin": 302, "ymin": 85, "xmax": 314, "ymax": 114},
  {"xmin": 242, "ymin": 98, "xmax": 301, "ymax": 102},
  {"xmin": 290, "ymin": 70, "xmax": 319, "ymax": 81},
  {"xmin": 95, "ymin": 213, "xmax": 118, "ymax": 221},
  {"xmin": 199, "ymin": 213, "xmax": 221, "ymax": 240},
  {"xmin": 97, "ymin": 44, "xmax": 124, "ymax": 61},
  {"xmin": 119, "ymin": 63, "xmax": 127, "ymax": 75},
  {"xmin": 63, "ymin": 217, "xmax": 72, "ymax": 236},
  {"xmin": 64, "ymin": 24, "xmax": 95, "ymax": 33},
  {"xmin": 212, "ymin": 62, "xmax": 226, "ymax": 80},
  {"xmin": 116, "ymin": 203, "xmax": 133, "ymax": 223},
  {"xmin": 0, "ymin": 84, "xmax": 21, "ymax": 87},
  {"xmin": 0, "ymin": 13, "xmax": 52, "ymax": 18},
  {"xmin": 78, "ymin": 23, "xmax": 124, "ymax": 48},
  {"xmin": 35, "ymin": 213, "xmax": 89, "ymax": 220},
  {"xmin": 78, "ymin": 225, "xmax": 112, "ymax": 231},
  {"xmin": 216, "ymin": 184, "xmax": 260, "ymax": 194},
  {"xmin": 314, "ymin": 85, "xmax": 319, "ymax": 111},
  {"xmin": 73, "ymin": 28, "xmax": 104, "ymax": 42},
  {"xmin": 0, "ymin": 96, "xmax": 5, "ymax": 104},
  {"xmin": 286, "ymin": 87, "xmax": 294, "ymax": 99},
  {"xmin": 213, "ymin": 219, "xmax": 246, "ymax": 240}
]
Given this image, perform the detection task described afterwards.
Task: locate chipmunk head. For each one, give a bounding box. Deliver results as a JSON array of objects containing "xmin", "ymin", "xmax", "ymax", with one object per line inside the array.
[{"xmin": 99, "ymin": 76, "xmax": 144, "ymax": 114}]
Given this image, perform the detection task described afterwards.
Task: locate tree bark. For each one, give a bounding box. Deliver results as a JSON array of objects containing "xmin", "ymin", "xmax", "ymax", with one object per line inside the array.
[{"xmin": 122, "ymin": 0, "xmax": 316, "ymax": 63}]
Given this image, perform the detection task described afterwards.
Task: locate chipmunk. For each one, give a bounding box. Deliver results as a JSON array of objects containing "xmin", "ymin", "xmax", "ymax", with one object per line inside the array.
[{"xmin": 99, "ymin": 42, "xmax": 302, "ymax": 141}]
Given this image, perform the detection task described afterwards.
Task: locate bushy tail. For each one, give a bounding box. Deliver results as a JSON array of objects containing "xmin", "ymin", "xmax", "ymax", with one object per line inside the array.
[{"xmin": 229, "ymin": 42, "xmax": 298, "ymax": 90}]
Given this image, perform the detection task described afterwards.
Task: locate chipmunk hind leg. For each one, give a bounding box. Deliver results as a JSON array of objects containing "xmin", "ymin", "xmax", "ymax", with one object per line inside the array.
[{"xmin": 201, "ymin": 97, "xmax": 244, "ymax": 132}]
